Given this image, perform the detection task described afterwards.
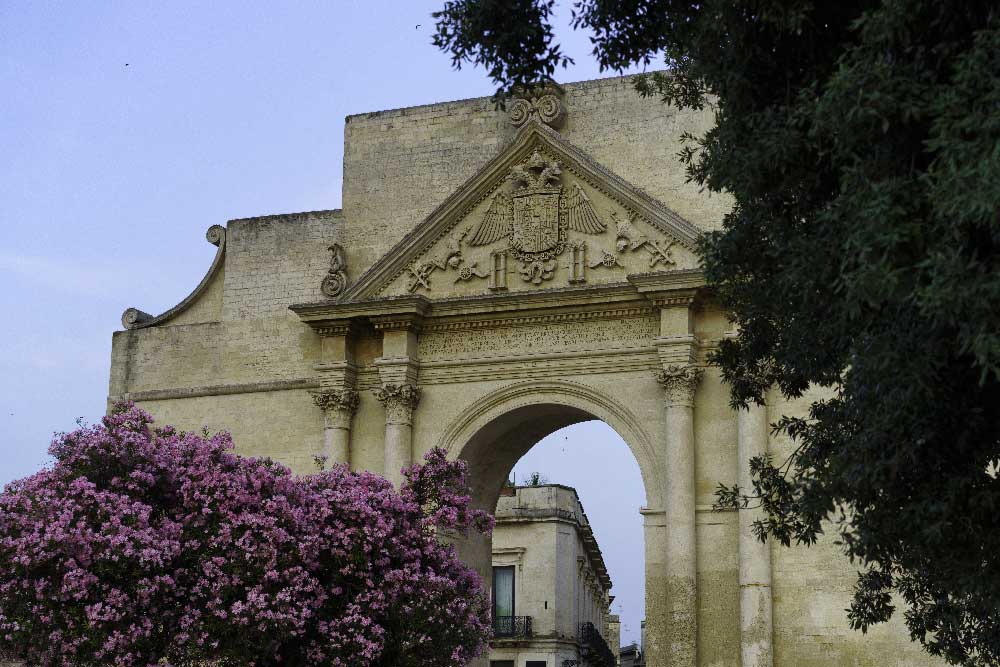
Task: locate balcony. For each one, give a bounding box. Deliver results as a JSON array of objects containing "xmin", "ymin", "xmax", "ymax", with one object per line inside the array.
[
  {"xmin": 578, "ymin": 622, "xmax": 616, "ymax": 667},
  {"xmin": 492, "ymin": 615, "xmax": 533, "ymax": 638}
]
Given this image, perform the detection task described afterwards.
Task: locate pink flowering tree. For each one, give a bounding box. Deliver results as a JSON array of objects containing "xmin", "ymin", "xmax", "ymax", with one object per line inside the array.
[{"xmin": 0, "ymin": 403, "xmax": 493, "ymax": 667}]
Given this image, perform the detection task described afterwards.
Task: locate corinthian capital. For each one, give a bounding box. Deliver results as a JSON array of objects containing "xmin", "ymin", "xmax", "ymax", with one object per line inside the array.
[
  {"xmin": 311, "ymin": 389, "xmax": 360, "ymax": 429},
  {"xmin": 655, "ymin": 365, "xmax": 703, "ymax": 408},
  {"xmin": 374, "ymin": 383, "xmax": 421, "ymax": 426}
]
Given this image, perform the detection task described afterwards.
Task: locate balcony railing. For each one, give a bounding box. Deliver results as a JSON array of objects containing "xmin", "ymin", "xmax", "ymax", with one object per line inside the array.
[
  {"xmin": 492, "ymin": 615, "xmax": 533, "ymax": 638},
  {"xmin": 578, "ymin": 622, "xmax": 616, "ymax": 667}
]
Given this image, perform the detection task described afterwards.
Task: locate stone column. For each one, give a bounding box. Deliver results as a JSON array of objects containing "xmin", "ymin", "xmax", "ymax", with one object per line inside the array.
[
  {"xmin": 374, "ymin": 383, "xmax": 420, "ymax": 487},
  {"xmin": 738, "ymin": 401, "xmax": 773, "ymax": 667},
  {"xmin": 656, "ymin": 364, "xmax": 702, "ymax": 667},
  {"xmin": 371, "ymin": 312, "xmax": 422, "ymax": 488},
  {"xmin": 311, "ymin": 389, "xmax": 359, "ymax": 467}
]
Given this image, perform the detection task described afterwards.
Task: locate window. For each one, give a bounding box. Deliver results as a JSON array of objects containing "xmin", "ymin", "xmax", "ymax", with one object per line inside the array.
[
  {"xmin": 492, "ymin": 565, "xmax": 515, "ymax": 625},
  {"xmin": 526, "ymin": 661, "xmax": 547, "ymax": 667},
  {"xmin": 490, "ymin": 662, "xmax": 514, "ymax": 667}
]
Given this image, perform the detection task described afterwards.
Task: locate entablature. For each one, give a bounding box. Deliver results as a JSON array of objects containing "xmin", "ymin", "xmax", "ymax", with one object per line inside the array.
[{"xmin": 290, "ymin": 269, "xmax": 707, "ymax": 336}]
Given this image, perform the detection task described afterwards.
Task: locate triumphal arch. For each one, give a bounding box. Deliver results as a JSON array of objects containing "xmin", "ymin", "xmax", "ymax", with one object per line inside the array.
[{"xmin": 110, "ymin": 77, "xmax": 940, "ymax": 666}]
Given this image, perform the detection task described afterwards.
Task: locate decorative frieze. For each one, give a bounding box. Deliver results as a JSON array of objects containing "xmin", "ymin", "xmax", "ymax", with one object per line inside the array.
[
  {"xmin": 419, "ymin": 315, "xmax": 657, "ymax": 360},
  {"xmin": 374, "ymin": 383, "xmax": 421, "ymax": 425},
  {"xmin": 655, "ymin": 365, "xmax": 703, "ymax": 407}
]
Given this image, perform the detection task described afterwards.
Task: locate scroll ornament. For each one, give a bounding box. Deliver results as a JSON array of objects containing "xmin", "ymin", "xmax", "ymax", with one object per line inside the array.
[
  {"xmin": 509, "ymin": 93, "xmax": 565, "ymax": 128},
  {"xmin": 321, "ymin": 243, "xmax": 349, "ymax": 298}
]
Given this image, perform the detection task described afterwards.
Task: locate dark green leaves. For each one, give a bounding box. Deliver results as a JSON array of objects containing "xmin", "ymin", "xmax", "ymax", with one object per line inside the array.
[
  {"xmin": 433, "ymin": 1, "xmax": 1000, "ymax": 663},
  {"xmin": 432, "ymin": 0, "xmax": 572, "ymax": 93}
]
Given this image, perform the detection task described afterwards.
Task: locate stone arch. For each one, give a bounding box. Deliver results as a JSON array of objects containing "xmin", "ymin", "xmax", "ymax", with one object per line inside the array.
[
  {"xmin": 439, "ymin": 379, "xmax": 659, "ymax": 513},
  {"xmin": 438, "ymin": 379, "xmax": 657, "ymax": 667}
]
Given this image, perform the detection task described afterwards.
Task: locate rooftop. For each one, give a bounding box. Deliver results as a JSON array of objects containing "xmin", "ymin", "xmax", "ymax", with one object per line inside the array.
[{"xmin": 495, "ymin": 484, "xmax": 612, "ymax": 591}]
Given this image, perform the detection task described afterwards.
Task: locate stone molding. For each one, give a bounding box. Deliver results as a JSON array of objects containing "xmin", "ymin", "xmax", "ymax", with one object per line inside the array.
[
  {"xmin": 111, "ymin": 342, "xmax": 728, "ymax": 403},
  {"xmin": 290, "ymin": 272, "xmax": 704, "ymax": 336},
  {"xmin": 420, "ymin": 305, "xmax": 653, "ymax": 333},
  {"xmin": 371, "ymin": 313, "xmax": 424, "ymax": 334},
  {"xmin": 655, "ymin": 364, "xmax": 704, "ymax": 408},
  {"xmin": 311, "ymin": 389, "xmax": 360, "ymax": 429},
  {"xmin": 112, "ymin": 377, "xmax": 319, "ymax": 403},
  {"xmin": 374, "ymin": 383, "xmax": 421, "ymax": 425},
  {"xmin": 122, "ymin": 225, "xmax": 226, "ymax": 330}
]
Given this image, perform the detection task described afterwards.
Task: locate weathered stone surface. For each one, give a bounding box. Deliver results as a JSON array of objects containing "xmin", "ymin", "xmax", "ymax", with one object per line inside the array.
[{"xmin": 109, "ymin": 74, "xmax": 943, "ymax": 666}]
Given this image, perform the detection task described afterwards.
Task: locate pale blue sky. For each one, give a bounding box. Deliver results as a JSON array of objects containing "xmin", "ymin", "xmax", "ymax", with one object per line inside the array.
[{"xmin": 1, "ymin": 1, "xmax": 650, "ymax": 645}]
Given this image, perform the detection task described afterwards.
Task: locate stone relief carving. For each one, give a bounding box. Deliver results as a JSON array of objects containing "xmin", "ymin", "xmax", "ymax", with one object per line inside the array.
[
  {"xmin": 311, "ymin": 389, "xmax": 360, "ymax": 429},
  {"xmin": 509, "ymin": 88, "xmax": 565, "ymax": 129},
  {"xmin": 320, "ymin": 243, "xmax": 349, "ymax": 298},
  {"xmin": 468, "ymin": 150, "xmax": 606, "ymax": 263},
  {"xmin": 614, "ymin": 212, "xmax": 676, "ymax": 268},
  {"xmin": 518, "ymin": 258, "xmax": 557, "ymax": 284},
  {"xmin": 407, "ymin": 227, "xmax": 470, "ymax": 292},
  {"xmin": 396, "ymin": 155, "xmax": 685, "ymax": 296},
  {"xmin": 373, "ymin": 383, "xmax": 421, "ymax": 425},
  {"xmin": 454, "ymin": 262, "xmax": 489, "ymax": 283},
  {"xmin": 588, "ymin": 249, "xmax": 622, "ymax": 270},
  {"xmin": 655, "ymin": 365, "xmax": 704, "ymax": 407}
]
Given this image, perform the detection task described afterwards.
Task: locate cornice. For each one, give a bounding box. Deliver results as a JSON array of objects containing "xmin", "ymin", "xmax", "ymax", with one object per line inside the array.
[
  {"xmin": 628, "ymin": 268, "xmax": 705, "ymax": 306},
  {"xmin": 290, "ymin": 270, "xmax": 707, "ymax": 333},
  {"xmin": 122, "ymin": 225, "xmax": 226, "ymax": 330},
  {"xmin": 290, "ymin": 294, "xmax": 430, "ymax": 331}
]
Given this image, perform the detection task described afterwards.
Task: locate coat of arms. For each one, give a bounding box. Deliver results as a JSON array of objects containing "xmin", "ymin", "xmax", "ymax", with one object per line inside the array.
[{"xmin": 468, "ymin": 150, "xmax": 605, "ymax": 263}]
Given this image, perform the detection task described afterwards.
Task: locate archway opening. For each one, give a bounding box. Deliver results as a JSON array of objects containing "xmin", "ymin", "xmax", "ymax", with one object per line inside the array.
[{"xmin": 452, "ymin": 400, "xmax": 651, "ymax": 667}]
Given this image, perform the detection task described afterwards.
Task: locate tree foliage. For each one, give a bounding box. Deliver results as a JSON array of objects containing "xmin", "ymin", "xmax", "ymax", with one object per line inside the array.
[
  {"xmin": 0, "ymin": 403, "xmax": 492, "ymax": 667},
  {"xmin": 433, "ymin": 1, "xmax": 1000, "ymax": 663}
]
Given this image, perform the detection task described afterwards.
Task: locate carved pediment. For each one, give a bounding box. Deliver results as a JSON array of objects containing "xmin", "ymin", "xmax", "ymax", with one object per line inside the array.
[{"xmin": 343, "ymin": 120, "xmax": 702, "ymax": 301}]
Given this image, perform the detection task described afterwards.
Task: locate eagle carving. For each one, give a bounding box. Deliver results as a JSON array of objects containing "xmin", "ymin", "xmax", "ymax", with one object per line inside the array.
[{"xmin": 468, "ymin": 150, "xmax": 605, "ymax": 262}]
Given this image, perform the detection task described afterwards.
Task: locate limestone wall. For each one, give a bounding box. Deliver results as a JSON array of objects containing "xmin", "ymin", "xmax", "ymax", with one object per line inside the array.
[
  {"xmin": 341, "ymin": 76, "xmax": 731, "ymax": 276},
  {"xmin": 108, "ymin": 74, "xmax": 944, "ymax": 666}
]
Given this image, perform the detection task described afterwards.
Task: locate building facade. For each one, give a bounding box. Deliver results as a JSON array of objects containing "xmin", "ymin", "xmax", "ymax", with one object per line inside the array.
[
  {"xmin": 490, "ymin": 485, "xmax": 616, "ymax": 667},
  {"xmin": 110, "ymin": 75, "xmax": 945, "ymax": 666}
]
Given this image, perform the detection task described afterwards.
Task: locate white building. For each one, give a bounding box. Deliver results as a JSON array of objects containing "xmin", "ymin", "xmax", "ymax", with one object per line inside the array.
[{"xmin": 489, "ymin": 485, "xmax": 617, "ymax": 667}]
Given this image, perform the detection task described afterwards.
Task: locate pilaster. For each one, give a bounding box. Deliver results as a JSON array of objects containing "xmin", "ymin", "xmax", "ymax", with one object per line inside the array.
[
  {"xmin": 372, "ymin": 313, "xmax": 423, "ymax": 486},
  {"xmin": 311, "ymin": 321, "xmax": 361, "ymax": 468},
  {"xmin": 311, "ymin": 389, "xmax": 360, "ymax": 467},
  {"xmin": 655, "ymin": 361, "xmax": 702, "ymax": 667},
  {"xmin": 738, "ymin": 399, "xmax": 774, "ymax": 667}
]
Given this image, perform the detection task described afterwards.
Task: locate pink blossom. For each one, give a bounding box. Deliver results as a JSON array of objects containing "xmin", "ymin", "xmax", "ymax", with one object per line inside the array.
[{"xmin": 0, "ymin": 402, "xmax": 491, "ymax": 667}]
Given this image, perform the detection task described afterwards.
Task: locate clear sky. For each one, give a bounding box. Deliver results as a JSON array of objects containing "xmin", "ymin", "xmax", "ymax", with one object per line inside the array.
[{"xmin": 1, "ymin": 0, "xmax": 650, "ymax": 647}]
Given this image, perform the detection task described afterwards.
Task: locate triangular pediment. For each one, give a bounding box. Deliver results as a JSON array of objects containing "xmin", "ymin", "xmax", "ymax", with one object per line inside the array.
[{"xmin": 342, "ymin": 120, "xmax": 703, "ymax": 301}]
